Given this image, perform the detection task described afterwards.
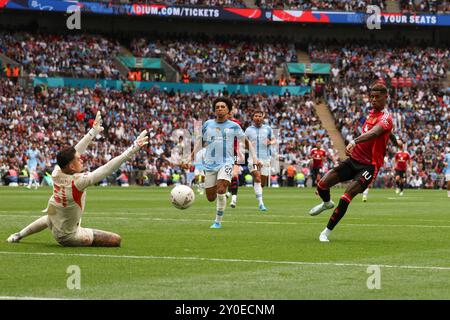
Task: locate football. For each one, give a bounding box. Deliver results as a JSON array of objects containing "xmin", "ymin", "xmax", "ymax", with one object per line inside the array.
[{"xmin": 170, "ymin": 185, "xmax": 195, "ymax": 210}]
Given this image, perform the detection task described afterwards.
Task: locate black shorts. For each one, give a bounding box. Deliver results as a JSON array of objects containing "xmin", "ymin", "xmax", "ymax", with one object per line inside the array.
[
  {"xmin": 334, "ymin": 158, "xmax": 376, "ymax": 190},
  {"xmin": 395, "ymin": 170, "xmax": 406, "ymax": 179},
  {"xmin": 311, "ymin": 167, "xmax": 322, "ymax": 177}
]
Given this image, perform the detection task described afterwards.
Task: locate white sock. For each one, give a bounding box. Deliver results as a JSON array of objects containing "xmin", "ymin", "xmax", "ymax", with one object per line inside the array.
[
  {"xmin": 28, "ymin": 176, "xmax": 33, "ymax": 188},
  {"xmin": 363, "ymin": 189, "xmax": 369, "ymax": 197},
  {"xmin": 216, "ymin": 193, "xmax": 226, "ymax": 222},
  {"xmin": 448, "ymin": 191, "xmax": 450, "ymax": 197},
  {"xmin": 254, "ymin": 182, "xmax": 264, "ymax": 206},
  {"xmin": 18, "ymin": 216, "xmax": 48, "ymax": 238},
  {"xmin": 322, "ymin": 228, "xmax": 331, "ymax": 236},
  {"xmin": 231, "ymin": 194, "xmax": 237, "ymax": 203}
]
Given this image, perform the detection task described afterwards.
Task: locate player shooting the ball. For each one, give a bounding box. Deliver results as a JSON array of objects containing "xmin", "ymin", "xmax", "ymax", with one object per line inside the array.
[
  {"xmin": 7, "ymin": 112, "xmax": 149, "ymax": 247},
  {"xmin": 309, "ymin": 82, "xmax": 393, "ymax": 242}
]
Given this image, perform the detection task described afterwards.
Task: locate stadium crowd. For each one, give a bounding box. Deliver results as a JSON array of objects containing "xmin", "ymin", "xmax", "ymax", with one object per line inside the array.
[
  {"xmin": 257, "ymin": 0, "xmax": 386, "ymax": 11},
  {"xmin": 74, "ymin": 0, "xmax": 450, "ymax": 13},
  {"xmin": 131, "ymin": 37, "xmax": 297, "ymax": 85},
  {"xmin": 85, "ymin": 0, "xmax": 388, "ymax": 11},
  {"xmin": 309, "ymin": 40, "xmax": 449, "ymax": 189},
  {"xmin": 400, "ymin": 0, "xmax": 450, "ymax": 13},
  {"xmin": 0, "ymin": 78, "xmax": 337, "ymax": 187},
  {"xmin": 0, "ymin": 32, "xmax": 123, "ymax": 80},
  {"xmin": 92, "ymin": 0, "xmax": 247, "ymax": 6},
  {"xmin": 1, "ymin": 31, "xmax": 448, "ymax": 190}
]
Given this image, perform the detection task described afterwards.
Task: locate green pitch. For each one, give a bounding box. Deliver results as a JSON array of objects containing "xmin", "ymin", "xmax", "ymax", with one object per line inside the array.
[{"xmin": 0, "ymin": 187, "xmax": 449, "ymax": 300}]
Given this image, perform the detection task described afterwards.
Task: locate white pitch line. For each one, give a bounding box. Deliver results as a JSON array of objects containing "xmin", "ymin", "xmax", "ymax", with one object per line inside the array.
[
  {"xmin": 2, "ymin": 214, "xmax": 450, "ymax": 229},
  {"xmin": 0, "ymin": 251, "xmax": 449, "ymax": 271},
  {"xmin": 2, "ymin": 210, "xmax": 450, "ymax": 224}
]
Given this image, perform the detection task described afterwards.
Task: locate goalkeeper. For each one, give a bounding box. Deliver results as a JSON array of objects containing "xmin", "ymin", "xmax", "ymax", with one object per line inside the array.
[{"xmin": 6, "ymin": 112, "xmax": 148, "ymax": 247}]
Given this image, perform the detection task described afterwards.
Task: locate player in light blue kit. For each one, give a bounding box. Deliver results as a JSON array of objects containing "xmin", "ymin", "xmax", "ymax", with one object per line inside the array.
[
  {"xmin": 185, "ymin": 97, "xmax": 260, "ymax": 229},
  {"xmin": 245, "ymin": 110, "xmax": 276, "ymax": 211},
  {"xmin": 193, "ymin": 147, "xmax": 206, "ymax": 195},
  {"xmin": 26, "ymin": 143, "xmax": 41, "ymax": 189},
  {"xmin": 444, "ymin": 148, "xmax": 450, "ymax": 198}
]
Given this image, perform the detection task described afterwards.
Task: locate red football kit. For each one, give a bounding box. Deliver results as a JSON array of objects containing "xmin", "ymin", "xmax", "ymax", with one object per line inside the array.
[
  {"xmin": 230, "ymin": 118, "xmax": 242, "ymax": 163},
  {"xmin": 351, "ymin": 109, "xmax": 393, "ymax": 169},
  {"xmin": 310, "ymin": 148, "xmax": 326, "ymax": 169},
  {"xmin": 395, "ymin": 151, "xmax": 411, "ymax": 171}
]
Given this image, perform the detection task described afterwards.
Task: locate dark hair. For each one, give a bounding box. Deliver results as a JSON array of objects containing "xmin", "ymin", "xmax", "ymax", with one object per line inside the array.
[
  {"xmin": 251, "ymin": 109, "xmax": 264, "ymax": 117},
  {"xmin": 212, "ymin": 96, "xmax": 233, "ymax": 112},
  {"xmin": 371, "ymin": 82, "xmax": 387, "ymax": 94},
  {"xmin": 56, "ymin": 147, "xmax": 76, "ymax": 169}
]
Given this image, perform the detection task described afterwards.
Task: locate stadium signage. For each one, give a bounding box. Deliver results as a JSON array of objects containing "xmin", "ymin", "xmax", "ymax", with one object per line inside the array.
[
  {"xmin": 380, "ymin": 13, "xmax": 438, "ymax": 25},
  {"xmin": 1, "ymin": 1, "xmax": 449, "ymax": 26},
  {"xmin": 131, "ymin": 5, "xmax": 221, "ymax": 18}
]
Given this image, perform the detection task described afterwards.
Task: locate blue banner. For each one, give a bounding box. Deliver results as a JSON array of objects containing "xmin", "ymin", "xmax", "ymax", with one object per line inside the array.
[{"xmin": 1, "ymin": 1, "xmax": 449, "ymax": 26}]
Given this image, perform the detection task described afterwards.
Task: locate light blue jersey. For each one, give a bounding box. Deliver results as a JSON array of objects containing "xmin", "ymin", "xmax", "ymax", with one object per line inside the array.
[
  {"xmin": 245, "ymin": 124, "xmax": 273, "ymax": 161},
  {"xmin": 202, "ymin": 119, "xmax": 245, "ymax": 171},
  {"xmin": 26, "ymin": 148, "xmax": 40, "ymax": 169},
  {"xmin": 444, "ymin": 153, "xmax": 450, "ymax": 174},
  {"xmin": 194, "ymin": 148, "xmax": 206, "ymax": 171}
]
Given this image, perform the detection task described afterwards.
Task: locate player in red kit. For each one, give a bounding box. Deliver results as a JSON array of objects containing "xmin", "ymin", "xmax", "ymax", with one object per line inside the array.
[
  {"xmin": 309, "ymin": 83, "xmax": 393, "ymax": 242},
  {"xmin": 362, "ymin": 132, "xmax": 400, "ymax": 202},
  {"xmin": 310, "ymin": 142, "xmax": 327, "ymax": 187},
  {"xmin": 228, "ymin": 106, "xmax": 243, "ymax": 208},
  {"xmin": 394, "ymin": 141, "xmax": 411, "ymax": 196}
]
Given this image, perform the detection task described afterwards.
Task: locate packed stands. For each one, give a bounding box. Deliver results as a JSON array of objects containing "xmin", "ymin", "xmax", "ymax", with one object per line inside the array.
[
  {"xmin": 0, "ymin": 78, "xmax": 337, "ymax": 186},
  {"xmin": 400, "ymin": 0, "xmax": 450, "ymax": 13},
  {"xmin": 309, "ymin": 40, "xmax": 449, "ymax": 188},
  {"xmin": 256, "ymin": 0, "xmax": 386, "ymax": 11},
  {"xmin": 131, "ymin": 36, "xmax": 297, "ymax": 85},
  {"xmin": 0, "ymin": 32, "xmax": 123, "ymax": 79}
]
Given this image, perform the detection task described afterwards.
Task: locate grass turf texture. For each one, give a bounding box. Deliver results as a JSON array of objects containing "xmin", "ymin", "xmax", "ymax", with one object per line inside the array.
[{"xmin": 0, "ymin": 186, "xmax": 449, "ymax": 299}]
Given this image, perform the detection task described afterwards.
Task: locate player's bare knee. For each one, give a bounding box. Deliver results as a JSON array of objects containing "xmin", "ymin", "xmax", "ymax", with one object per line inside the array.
[
  {"xmin": 216, "ymin": 181, "xmax": 228, "ymax": 194},
  {"xmin": 321, "ymin": 170, "xmax": 337, "ymax": 187},
  {"xmin": 216, "ymin": 186, "xmax": 227, "ymax": 194},
  {"xmin": 206, "ymin": 194, "xmax": 216, "ymax": 202}
]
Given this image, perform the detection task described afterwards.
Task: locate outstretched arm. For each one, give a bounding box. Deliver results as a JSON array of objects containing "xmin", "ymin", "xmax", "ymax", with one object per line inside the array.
[
  {"xmin": 75, "ymin": 130, "xmax": 149, "ymax": 190},
  {"xmin": 75, "ymin": 111, "xmax": 104, "ymax": 154}
]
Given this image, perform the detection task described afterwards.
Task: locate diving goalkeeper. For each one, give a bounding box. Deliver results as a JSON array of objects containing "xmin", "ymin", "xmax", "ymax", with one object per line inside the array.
[{"xmin": 6, "ymin": 112, "xmax": 148, "ymax": 247}]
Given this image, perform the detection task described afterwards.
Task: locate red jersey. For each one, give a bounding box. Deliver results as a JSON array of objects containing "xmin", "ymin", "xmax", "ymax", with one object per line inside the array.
[
  {"xmin": 310, "ymin": 148, "xmax": 326, "ymax": 168},
  {"xmin": 230, "ymin": 118, "xmax": 242, "ymax": 158},
  {"xmin": 351, "ymin": 109, "xmax": 393, "ymax": 169},
  {"xmin": 395, "ymin": 151, "xmax": 410, "ymax": 171}
]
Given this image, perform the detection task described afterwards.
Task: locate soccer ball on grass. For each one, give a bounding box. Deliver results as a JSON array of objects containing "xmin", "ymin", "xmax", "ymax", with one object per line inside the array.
[{"xmin": 170, "ymin": 185, "xmax": 195, "ymax": 209}]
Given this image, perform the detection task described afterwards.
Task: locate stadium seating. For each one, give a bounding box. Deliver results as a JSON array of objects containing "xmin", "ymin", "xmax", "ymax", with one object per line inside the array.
[
  {"xmin": 400, "ymin": 0, "xmax": 450, "ymax": 13},
  {"xmin": 80, "ymin": 0, "xmax": 388, "ymax": 11},
  {"xmin": 131, "ymin": 37, "xmax": 297, "ymax": 85},
  {"xmin": 308, "ymin": 40, "xmax": 449, "ymax": 188},
  {"xmin": 0, "ymin": 77, "xmax": 337, "ymax": 186},
  {"xmin": 0, "ymin": 32, "xmax": 448, "ymax": 188},
  {"xmin": 87, "ymin": 0, "xmax": 248, "ymax": 6},
  {"xmin": 0, "ymin": 32, "xmax": 123, "ymax": 79},
  {"xmin": 257, "ymin": 0, "xmax": 386, "ymax": 11}
]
